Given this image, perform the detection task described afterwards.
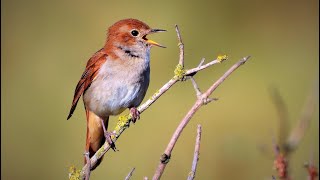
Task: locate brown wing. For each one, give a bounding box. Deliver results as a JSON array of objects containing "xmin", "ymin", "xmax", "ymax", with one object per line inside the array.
[{"xmin": 67, "ymin": 48, "xmax": 107, "ymax": 120}]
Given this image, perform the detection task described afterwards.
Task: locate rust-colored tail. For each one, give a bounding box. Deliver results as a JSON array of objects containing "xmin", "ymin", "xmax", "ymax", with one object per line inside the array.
[{"xmin": 85, "ymin": 109, "xmax": 109, "ymax": 170}]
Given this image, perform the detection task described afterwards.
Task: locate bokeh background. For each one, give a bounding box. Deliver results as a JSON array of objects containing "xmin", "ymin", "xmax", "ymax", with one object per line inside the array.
[{"xmin": 1, "ymin": 0, "xmax": 318, "ymax": 179}]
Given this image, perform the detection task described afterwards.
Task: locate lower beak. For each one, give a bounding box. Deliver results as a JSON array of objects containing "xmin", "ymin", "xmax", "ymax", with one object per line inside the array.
[{"xmin": 145, "ymin": 29, "xmax": 166, "ymax": 48}]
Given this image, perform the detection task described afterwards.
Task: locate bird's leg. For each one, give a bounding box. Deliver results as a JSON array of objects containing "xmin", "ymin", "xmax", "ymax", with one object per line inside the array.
[
  {"xmin": 100, "ymin": 119, "xmax": 117, "ymax": 151},
  {"xmin": 129, "ymin": 107, "xmax": 140, "ymax": 123}
]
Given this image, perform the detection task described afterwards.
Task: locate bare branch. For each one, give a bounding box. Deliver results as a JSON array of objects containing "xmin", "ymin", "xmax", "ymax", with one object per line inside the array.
[
  {"xmin": 124, "ymin": 167, "xmax": 135, "ymax": 180},
  {"xmin": 286, "ymin": 81, "xmax": 318, "ymax": 152},
  {"xmin": 152, "ymin": 56, "xmax": 251, "ymax": 180},
  {"xmin": 202, "ymin": 56, "xmax": 250, "ymax": 97},
  {"xmin": 187, "ymin": 125, "xmax": 202, "ymax": 180},
  {"xmin": 270, "ymin": 81, "xmax": 318, "ymax": 180},
  {"xmin": 175, "ymin": 24, "xmax": 184, "ymax": 67},
  {"xmin": 183, "ymin": 58, "xmax": 206, "ymax": 80},
  {"xmin": 186, "ymin": 59, "xmax": 221, "ymax": 76},
  {"xmin": 269, "ymin": 87, "xmax": 289, "ymax": 151},
  {"xmin": 190, "ymin": 77, "xmax": 202, "ymax": 98},
  {"xmin": 197, "ymin": 58, "xmax": 205, "ymax": 67}
]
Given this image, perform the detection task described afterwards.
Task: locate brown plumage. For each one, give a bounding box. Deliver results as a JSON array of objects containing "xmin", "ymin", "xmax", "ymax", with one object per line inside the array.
[
  {"xmin": 67, "ymin": 49, "xmax": 107, "ymax": 120},
  {"xmin": 67, "ymin": 18, "xmax": 165, "ymax": 170}
]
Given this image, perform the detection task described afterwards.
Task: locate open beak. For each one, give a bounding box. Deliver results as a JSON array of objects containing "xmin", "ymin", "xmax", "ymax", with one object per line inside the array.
[{"xmin": 143, "ymin": 29, "xmax": 166, "ymax": 48}]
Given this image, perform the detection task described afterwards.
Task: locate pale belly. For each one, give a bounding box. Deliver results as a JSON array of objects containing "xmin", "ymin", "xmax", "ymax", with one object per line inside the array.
[{"xmin": 83, "ymin": 59, "xmax": 150, "ymax": 119}]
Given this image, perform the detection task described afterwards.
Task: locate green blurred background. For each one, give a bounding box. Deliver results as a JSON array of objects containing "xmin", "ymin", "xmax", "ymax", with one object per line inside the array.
[{"xmin": 1, "ymin": 0, "xmax": 318, "ymax": 179}]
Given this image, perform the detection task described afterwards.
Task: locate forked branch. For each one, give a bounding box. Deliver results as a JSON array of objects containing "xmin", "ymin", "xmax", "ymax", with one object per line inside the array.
[{"xmin": 152, "ymin": 55, "xmax": 250, "ymax": 180}]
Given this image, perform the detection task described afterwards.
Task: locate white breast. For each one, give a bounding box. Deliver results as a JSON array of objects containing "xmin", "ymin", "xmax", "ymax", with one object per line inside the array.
[{"xmin": 83, "ymin": 51, "xmax": 150, "ymax": 119}]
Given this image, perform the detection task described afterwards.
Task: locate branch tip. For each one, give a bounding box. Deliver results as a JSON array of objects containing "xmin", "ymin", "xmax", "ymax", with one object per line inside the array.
[
  {"xmin": 241, "ymin": 56, "xmax": 251, "ymax": 63},
  {"xmin": 175, "ymin": 24, "xmax": 184, "ymax": 67},
  {"xmin": 198, "ymin": 58, "xmax": 205, "ymax": 67},
  {"xmin": 124, "ymin": 167, "xmax": 136, "ymax": 180},
  {"xmin": 175, "ymin": 25, "xmax": 183, "ymax": 43},
  {"xmin": 217, "ymin": 54, "xmax": 228, "ymax": 62}
]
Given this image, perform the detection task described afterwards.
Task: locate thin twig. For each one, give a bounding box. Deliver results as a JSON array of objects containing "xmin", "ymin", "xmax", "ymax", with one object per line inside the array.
[
  {"xmin": 286, "ymin": 81, "xmax": 318, "ymax": 151},
  {"xmin": 271, "ymin": 81, "xmax": 318, "ymax": 180},
  {"xmin": 269, "ymin": 87, "xmax": 289, "ymax": 151},
  {"xmin": 186, "ymin": 59, "xmax": 221, "ymax": 75},
  {"xmin": 197, "ymin": 58, "xmax": 205, "ymax": 67},
  {"xmin": 187, "ymin": 125, "xmax": 202, "ymax": 180},
  {"xmin": 139, "ymin": 59, "xmax": 221, "ymax": 115},
  {"xmin": 202, "ymin": 56, "xmax": 249, "ymax": 97},
  {"xmin": 175, "ymin": 24, "xmax": 184, "ymax": 67},
  {"xmin": 152, "ymin": 56, "xmax": 251, "ymax": 180},
  {"xmin": 190, "ymin": 77, "xmax": 202, "ymax": 98},
  {"xmin": 124, "ymin": 167, "xmax": 135, "ymax": 180},
  {"xmin": 184, "ymin": 58, "xmax": 205, "ymax": 79}
]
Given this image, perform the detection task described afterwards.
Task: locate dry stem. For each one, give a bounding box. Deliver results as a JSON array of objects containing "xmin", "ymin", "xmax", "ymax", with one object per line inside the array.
[
  {"xmin": 187, "ymin": 125, "xmax": 202, "ymax": 180},
  {"xmin": 175, "ymin": 24, "xmax": 184, "ymax": 67},
  {"xmin": 152, "ymin": 56, "xmax": 250, "ymax": 180},
  {"xmin": 271, "ymin": 80, "xmax": 318, "ymax": 180},
  {"xmin": 124, "ymin": 167, "xmax": 135, "ymax": 180}
]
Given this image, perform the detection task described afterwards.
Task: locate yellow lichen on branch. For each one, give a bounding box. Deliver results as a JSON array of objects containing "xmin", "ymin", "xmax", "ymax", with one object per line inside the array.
[
  {"xmin": 113, "ymin": 114, "xmax": 131, "ymax": 136},
  {"xmin": 69, "ymin": 165, "xmax": 81, "ymax": 180},
  {"xmin": 217, "ymin": 54, "xmax": 228, "ymax": 62},
  {"xmin": 174, "ymin": 64, "xmax": 186, "ymax": 79}
]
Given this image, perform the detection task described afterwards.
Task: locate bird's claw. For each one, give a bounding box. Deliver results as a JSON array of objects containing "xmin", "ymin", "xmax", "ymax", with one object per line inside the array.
[
  {"xmin": 130, "ymin": 107, "xmax": 140, "ymax": 123},
  {"xmin": 83, "ymin": 151, "xmax": 90, "ymax": 164},
  {"xmin": 104, "ymin": 131, "xmax": 117, "ymax": 151}
]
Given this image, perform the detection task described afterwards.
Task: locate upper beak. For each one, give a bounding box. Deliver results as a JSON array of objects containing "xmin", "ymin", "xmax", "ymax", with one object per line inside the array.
[{"xmin": 144, "ymin": 29, "xmax": 166, "ymax": 48}]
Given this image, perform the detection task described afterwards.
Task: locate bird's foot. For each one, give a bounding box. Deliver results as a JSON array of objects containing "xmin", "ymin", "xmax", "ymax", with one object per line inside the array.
[
  {"xmin": 129, "ymin": 107, "xmax": 140, "ymax": 123},
  {"xmin": 104, "ymin": 131, "xmax": 117, "ymax": 152},
  {"xmin": 100, "ymin": 119, "xmax": 117, "ymax": 151},
  {"xmin": 84, "ymin": 151, "xmax": 90, "ymax": 163}
]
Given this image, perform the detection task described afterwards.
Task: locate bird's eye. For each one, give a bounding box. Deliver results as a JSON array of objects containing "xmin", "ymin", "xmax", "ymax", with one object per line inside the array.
[{"xmin": 131, "ymin": 30, "xmax": 139, "ymax": 36}]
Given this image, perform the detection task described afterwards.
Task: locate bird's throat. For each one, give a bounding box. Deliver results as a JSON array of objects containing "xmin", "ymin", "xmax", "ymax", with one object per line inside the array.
[{"xmin": 117, "ymin": 45, "xmax": 142, "ymax": 59}]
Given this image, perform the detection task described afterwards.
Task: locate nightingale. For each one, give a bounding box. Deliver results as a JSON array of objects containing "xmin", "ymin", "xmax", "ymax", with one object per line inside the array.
[{"xmin": 67, "ymin": 18, "xmax": 166, "ymax": 170}]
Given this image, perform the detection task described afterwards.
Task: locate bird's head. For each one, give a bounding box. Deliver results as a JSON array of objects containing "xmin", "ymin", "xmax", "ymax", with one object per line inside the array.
[{"xmin": 105, "ymin": 19, "xmax": 166, "ymax": 56}]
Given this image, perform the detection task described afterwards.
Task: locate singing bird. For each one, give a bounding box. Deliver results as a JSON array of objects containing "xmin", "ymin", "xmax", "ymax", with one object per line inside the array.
[{"xmin": 67, "ymin": 19, "xmax": 166, "ymax": 170}]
